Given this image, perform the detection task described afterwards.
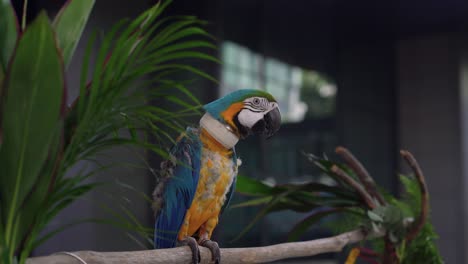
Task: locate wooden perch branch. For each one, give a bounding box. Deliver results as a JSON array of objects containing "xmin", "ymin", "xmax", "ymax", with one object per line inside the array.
[{"xmin": 26, "ymin": 229, "xmax": 384, "ymax": 264}]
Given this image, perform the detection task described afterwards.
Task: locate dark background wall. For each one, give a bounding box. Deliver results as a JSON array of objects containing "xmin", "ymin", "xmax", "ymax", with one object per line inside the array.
[{"xmin": 398, "ymin": 35, "xmax": 466, "ymax": 263}]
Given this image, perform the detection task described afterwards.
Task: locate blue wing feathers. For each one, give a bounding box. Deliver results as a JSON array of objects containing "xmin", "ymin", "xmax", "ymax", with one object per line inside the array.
[{"xmin": 154, "ymin": 128, "xmax": 202, "ymax": 248}]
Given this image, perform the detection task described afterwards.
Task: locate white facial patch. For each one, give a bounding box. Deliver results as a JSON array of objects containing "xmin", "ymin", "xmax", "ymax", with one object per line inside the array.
[
  {"xmin": 237, "ymin": 97, "xmax": 279, "ymax": 129},
  {"xmin": 237, "ymin": 110, "xmax": 263, "ymax": 129}
]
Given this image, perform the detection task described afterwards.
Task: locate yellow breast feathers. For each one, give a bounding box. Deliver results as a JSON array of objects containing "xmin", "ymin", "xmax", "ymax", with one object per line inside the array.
[{"xmin": 178, "ymin": 129, "xmax": 238, "ymax": 240}]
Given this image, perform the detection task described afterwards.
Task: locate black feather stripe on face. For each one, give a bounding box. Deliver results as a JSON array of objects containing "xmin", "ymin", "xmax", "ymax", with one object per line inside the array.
[{"xmin": 241, "ymin": 106, "xmax": 264, "ymax": 113}]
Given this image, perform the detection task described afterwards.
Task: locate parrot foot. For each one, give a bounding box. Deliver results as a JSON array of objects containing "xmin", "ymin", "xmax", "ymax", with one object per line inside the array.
[
  {"xmin": 180, "ymin": 237, "xmax": 200, "ymax": 263},
  {"xmin": 200, "ymin": 239, "xmax": 220, "ymax": 264}
]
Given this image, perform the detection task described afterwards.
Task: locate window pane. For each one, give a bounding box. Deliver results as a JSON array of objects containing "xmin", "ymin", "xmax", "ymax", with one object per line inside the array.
[
  {"xmin": 265, "ymin": 58, "xmax": 288, "ymax": 81},
  {"xmin": 220, "ymin": 41, "xmax": 337, "ymax": 122},
  {"xmin": 238, "ymin": 45, "xmax": 251, "ymax": 71},
  {"xmin": 222, "ymin": 41, "xmax": 238, "ymax": 66}
]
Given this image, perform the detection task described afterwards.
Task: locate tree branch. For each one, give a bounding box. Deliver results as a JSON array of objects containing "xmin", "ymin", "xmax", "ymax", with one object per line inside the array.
[
  {"xmin": 400, "ymin": 150, "xmax": 429, "ymax": 243},
  {"xmin": 335, "ymin": 147, "xmax": 386, "ymax": 206},
  {"xmin": 330, "ymin": 165, "xmax": 377, "ymax": 209},
  {"xmin": 26, "ymin": 229, "xmax": 384, "ymax": 264}
]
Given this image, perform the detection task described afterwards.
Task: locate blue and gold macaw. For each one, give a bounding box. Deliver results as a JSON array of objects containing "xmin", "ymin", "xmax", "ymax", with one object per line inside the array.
[{"xmin": 152, "ymin": 89, "xmax": 281, "ymax": 263}]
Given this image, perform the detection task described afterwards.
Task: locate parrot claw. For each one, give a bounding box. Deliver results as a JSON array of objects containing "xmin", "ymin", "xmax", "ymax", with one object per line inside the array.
[
  {"xmin": 180, "ymin": 237, "xmax": 200, "ymax": 263},
  {"xmin": 200, "ymin": 239, "xmax": 221, "ymax": 264}
]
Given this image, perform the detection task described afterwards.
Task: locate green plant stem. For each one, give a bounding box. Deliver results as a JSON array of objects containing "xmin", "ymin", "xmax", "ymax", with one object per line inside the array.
[{"xmin": 22, "ymin": 0, "xmax": 28, "ymax": 30}]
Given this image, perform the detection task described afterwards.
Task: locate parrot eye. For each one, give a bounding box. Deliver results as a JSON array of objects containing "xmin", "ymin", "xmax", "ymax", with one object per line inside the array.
[{"xmin": 253, "ymin": 98, "xmax": 261, "ymax": 106}]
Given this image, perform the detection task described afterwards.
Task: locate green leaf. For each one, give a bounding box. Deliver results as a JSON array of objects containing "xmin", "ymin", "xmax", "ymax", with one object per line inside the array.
[
  {"xmin": 287, "ymin": 208, "xmax": 341, "ymax": 242},
  {"xmin": 0, "ymin": 0, "xmax": 19, "ymax": 71},
  {"xmin": 231, "ymin": 196, "xmax": 273, "ymax": 209},
  {"xmin": 235, "ymin": 175, "xmax": 275, "ymax": 196},
  {"xmin": 148, "ymin": 50, "xmax": 220, "ymax": 65},
  {"xmin": 53, "ymin": 0, "xmax": 95, "ymax": 68},
  {"xmin": 304, "ymin": 152, "xmax": 360, "ymax": 188},
  {"xmin": 371, "ymin": 221, "xmax": 382, "ymax": 233},
  {"xmin": 323, "ymin": 208, "xmax": 366, "ymax": 235},
  {"xmin": 13, "ymin": 124, "xmax": 62, "ymax": 258},
  {"xmin": 367, "ymin": 210, "xmax": 384, "ymax": 222},
  {"xmin": 0, "ymin": 11, "xmax": 64, "ymax": 252},
  {"xmin": 285, "ymin": 191, "xmax": 359, "ymax": 209},
  {"xmin": 399, "ymin": 174, "xmax": 422, "ymax": 215},
  {"xmin": 281, "ymin": 182, "xmax": 359, "ymax": 201},
  {"xmin": 401, "ymin": 222, "xmax": 443, "ymax": 264},
  {"xmin": 0, "ymin": 67, "xmax": 4, "ymax": 106},
  {"xmin": 235, "ymin": 175, "xmax": 360, "ymax": 213}
]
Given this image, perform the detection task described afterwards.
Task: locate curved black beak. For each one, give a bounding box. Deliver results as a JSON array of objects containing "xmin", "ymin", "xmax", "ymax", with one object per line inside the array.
[{"xmin": 251, "ymin": 107, "xmax": 281, "ymax": 138}]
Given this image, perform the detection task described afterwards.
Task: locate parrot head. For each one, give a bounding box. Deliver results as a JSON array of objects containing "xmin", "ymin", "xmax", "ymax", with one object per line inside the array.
[{"xmin": 202, "ymin": 89, "xmax": 281, "ymax": 140}]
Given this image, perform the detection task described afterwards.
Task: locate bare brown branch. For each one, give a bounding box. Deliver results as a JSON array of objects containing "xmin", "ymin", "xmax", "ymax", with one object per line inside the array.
[
  {"xmin": 383, "ymin": 237, "xmax": 399, "ymax": 264},
  {"xmin": 400, "ymin": 150, "xmax": 429, "ymax": 243},
  {"xmin": 26, "ymin": 229, "xmax": 385, "ymax": 264},
  {"xmin": 331, "ymin": 165, "xmax": 377, "ymax": 209},
  {"xmin": 335, "ymin": 146, "xmax": 386, "ymax": 205}
]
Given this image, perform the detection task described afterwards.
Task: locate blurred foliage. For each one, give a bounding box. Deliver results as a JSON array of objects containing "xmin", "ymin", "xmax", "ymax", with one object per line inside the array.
[
  {"xmin": 301, "ymin": 71, "xmax": 336, "ymax": 119},
  {"xmin": 0, "ymin": 0, "xmax": 216, "ymax": 263},
  {"xmin": 395, "ymin": 176, "xmax": 442, "ymax": 264},
  {"xmin": 235, "ymin": 151, "xmax": 443, "ymax": 264}
]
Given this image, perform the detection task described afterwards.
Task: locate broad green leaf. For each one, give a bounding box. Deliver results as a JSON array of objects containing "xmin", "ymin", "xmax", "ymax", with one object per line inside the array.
[
  {"xmin": 285, "ymin": 192, "xmax": 359, "ymax": 209},
  {"xmin": 53, "ymin": 0, "xmax": 95, "ymax": 68},
  {"xmin": 265, "ymin": 194, "xmax": 357, "ymax": 214},
  {"xmin": 0, "ymin": 67, "xmax": 4, "ymax": 109},
  {"xmin": 236, "ymin": 175, "xmax": 360, "ymax": 216},
  {"xmin": 235, "ymin": 175, "xmax": 275, "ymax": 196},
  {"xmin": 14, "ymin": 124, "xmax": 62, "ymax": 259},
  {"xmin": 287, "ymin": 208, "xmax": 340, "ymax": 242},
  {"xmin": 0, "ymin": 0, "xmax": 19, "ymax": 71},
  {"xmin": 280, "ymin": 182, "xmax": 359, "ymax": 201},
  {"xmin": 0, "ymin": 12, "xmax": 64, "ymax": 249}
]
